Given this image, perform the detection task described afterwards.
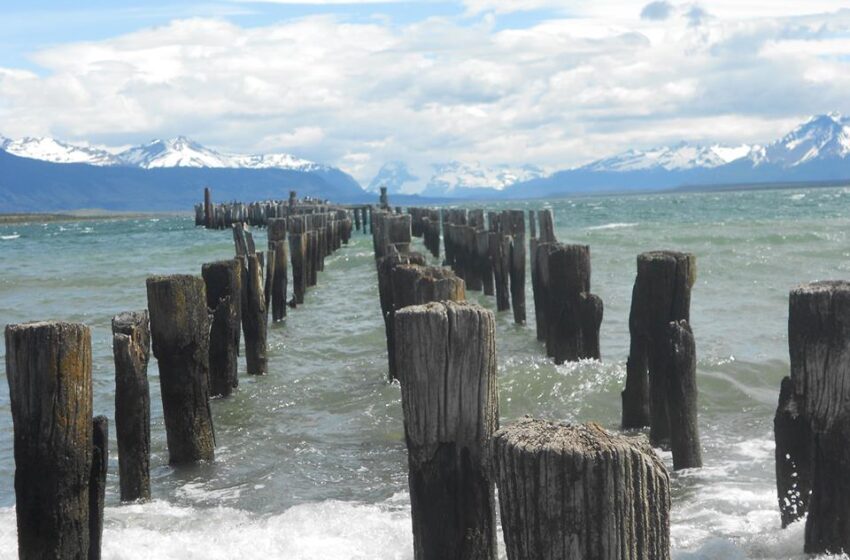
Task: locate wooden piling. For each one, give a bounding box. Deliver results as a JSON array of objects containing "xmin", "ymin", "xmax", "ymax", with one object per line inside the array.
[
  {"xmin": 774, "ymin": 376, "xmax": 812, "ymax": 528},
  {"xmin": 489, "ymin": 232, "xmax": 511, "ymax": 312},
  {"xmin": 290, "ymin": 233, "xmax": 307, "ymax": 305},
  {"xmin": 477, "ymin": 230, "xmax": 494, "ymax": 296},
  {"xmin": 665, "ymin": 320, "xmax": 702, "ymax": 469},
  {"xmin": 620, "ymin": 251, "xmax": 695, "ymax": 442},
  {"xmin": 112, "ymin": 311, "xmax": 151, "ymax": 502},
  {"xmin": 492, "ymin": 418, "xmax": 671, "ymax": 560},
  {"xmin": 202, "ymin": 260, "xmax": 240, "ymax": 397},
  {"xmin": 146, "ymin": 275, "xmax": 215, "ymax": 464},
  {"xmin": 783, "ymin": 281, "xmax": 850, "ymax": 553},
  {"xmin": 395, "ymin": 301, "xmax": 498, "ymax": 560},
  {"xmin": 88, "ymin": 416, "xmax": 108, "ymax": 560},
  {"xmin": 6, "ymin": 321, "xmax": 93, "ymax": 559},
  {"xmin": 537, "ymin": 209, "xmax": 555, "ymax": 242},
  {"xmin": 204, "ymin": 187, "xmax": 212, "ymax": 228},
  {"xmin": 243, "ymin": 254, "xmax": 268, "ymax": 374},
  {"xmin": 270, "ymin": 240, "xmax": 288, "ymax": 321},
  {"xmin": 544, "ymin": 244, "xmax": 603, "ymax": 363}
]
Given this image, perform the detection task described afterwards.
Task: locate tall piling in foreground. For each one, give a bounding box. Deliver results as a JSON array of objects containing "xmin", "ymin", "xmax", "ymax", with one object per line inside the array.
[
  {"xmin": 202, "ymin": 260, "xmax": 241, "ymax": 396},
  {"xmin": 395, "ymin": 301, "xmax": 498, "ymax": 560},
  {"xmin": 89, "ymin": 416, "xmax": 108, "ymax": 560},
  {"xmin": 620, "ymin": 251, "xmax": 695, "ymax": 442},
  {"xmin": 492, "ymin": 418, "xmax": 671, "ymax": 560},
  {"xmin": 6, "ymin": 321, "xmax": 93, "ymax": 559},
  {"xmin": 544, "ymin": 244, "xmax": 603, "ymax": 363},
  {"xmin": 146, "ymin": 275, "xmax": 215, "ymax": 464},
  {"xmin": 243, "ymin": 254, "xmax": 268, "ymax": 374},
  {"xmin": 780, "ymin": 281, "xmax": 850, "ymax": 553},
  {"xmin": 112, "ymin": 311, "xmax": 152, "ymax": 502}
]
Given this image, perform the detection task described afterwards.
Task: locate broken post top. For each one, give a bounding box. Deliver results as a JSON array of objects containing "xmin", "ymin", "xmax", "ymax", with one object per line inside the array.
[
  {"xmin": 111, "ymin": 310, "xmax": 148, "ymax": 335},
  {"xmin": 494, "ymin": 416, "xmax": 664, "ymax": 468},
  {"xmin": 638, "ymin": 250, "xmax": 696, "ymax": 284},
  {"xmin": 145, "ymin": 275, "xmax": 208, "ymax": 358},
  {"xmin": 201, "ymin": 260, "xmax": 240, "ymax": 308},
  {"xmin": 789, "ymin": 280, "xmax": 850, "ymax": 433}
]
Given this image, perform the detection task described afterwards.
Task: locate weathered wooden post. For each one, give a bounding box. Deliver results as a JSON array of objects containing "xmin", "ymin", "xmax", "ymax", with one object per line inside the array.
[
  {"xmin": 774, "ymin": 376, "xmax": 813, "ymax": 528},
  {"xmin": 537, "ymin": 208, "xmax": 555, "ymax": 242},
  {"xmin": 395, "ymin": 301, "xmax": 498, "ymax": 560},
  {"xmin": 89, "ymin": 415, "xmax": 108, "ymax": 560},
  {"xmin": 528, "ymin": 209, "xmax": 537, "ymax": 239},
  {"xmin": 270, "ymin": 240, "xmax": 288, "ymax": 321},
  {"xmin": 380, "ymin": 186, "xmax": 389, "ymax": 209},
  {"xmin": 492, "ymin": 417, "xmax": 671, "ymax": 560},
  {"xmin": 146, "ymin": 275, "xmax": 215, "ymax": 463},
  {"xmin": 477, "ymin": 230, "xmax": 494, "ymax": 296},
  {"xmin": 263, "ymin": 247, "xmax": 276, "ymax": 317},
  {"xmin": 377, "ymin": 251, "xmax": 427, "ymax": 380},
  {"xmin": 204, "ymin": 187, "xmax": 213, "ymax": 228},
  {"xmin": 489, "ymin": 232, "xmax": 511, "ymax": 312},
  {"xmin": 202, "ymin": 260, "xmax": 240, "ymax": 396},
  {"xmin": 665, "ymin": 320, "xmax": 702, "ymax": 469},
  {"xmin": 620, "ymin": 251, "xmax": 695, "ymax": 443},
  {"xmin": 112, "ymin": 311, "xmax": 151, "ymax": 502},
  {"xmin": 290, "ymin": 232, "xmax": 307, "ymax": 305},
  {"xmin": 6, "ymin": 321, "xmax": 93, "ymax": 559},
  {"xmin": 545, "ymin": 244, "xmax": 603, "ymax": 363},
  {"xmin": 506, "ymin": 211, "xmax": 526, "ymax": 324},
  {"xmin": 243, "ymin": 254, "xmax": 268, "ymax": 374},
  {"xmin": 779, "ymin": 281, "xmax": 850, "ymax": 553}
]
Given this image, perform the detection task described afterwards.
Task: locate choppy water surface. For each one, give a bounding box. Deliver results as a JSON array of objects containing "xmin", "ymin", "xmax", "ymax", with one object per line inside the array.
[{"xmin": 1, "ymin": 187, "xmax": 849, "ymax": 558}]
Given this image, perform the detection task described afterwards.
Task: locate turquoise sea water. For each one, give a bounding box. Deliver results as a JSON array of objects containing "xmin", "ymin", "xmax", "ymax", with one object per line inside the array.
[{"xmin": 1, "ymin": 187, "xmax": 849, "ymax": 558}]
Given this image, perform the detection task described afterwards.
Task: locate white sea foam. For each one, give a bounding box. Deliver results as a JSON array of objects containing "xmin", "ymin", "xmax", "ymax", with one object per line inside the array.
[
  {"xmin": 586, "ymin": 222, "xmax": 639, "ymax": 230},
  {"xmin": 1, "ymin": 234, "xmax": 20, "ymax": 240},
  {"xmin": 0, "ymin": 498, "xmax": 414, "ymax": 560}
]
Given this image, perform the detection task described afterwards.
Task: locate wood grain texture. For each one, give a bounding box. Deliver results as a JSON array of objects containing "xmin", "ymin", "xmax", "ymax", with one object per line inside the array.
[
  {"xmin": 395, "ymin": 301, "xmax": 498, "ymax": 560},
  {"xmin": 492, "ymin": 417, "xmax": 671, "ymax": 560},
  {"xmin": 6, "ymin": 321, "xmax": 93, "ymax": 559}
]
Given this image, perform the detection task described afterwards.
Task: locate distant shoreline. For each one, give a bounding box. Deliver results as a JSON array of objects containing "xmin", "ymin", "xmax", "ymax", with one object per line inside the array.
[{"xmin": 0, "ymin": 211, "xmax": 183, "ymax": 225}]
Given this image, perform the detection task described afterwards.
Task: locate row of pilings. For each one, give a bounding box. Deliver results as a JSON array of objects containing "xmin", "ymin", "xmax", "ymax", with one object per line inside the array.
[
  {"xmin": 8, "ymin": 186, "xmax": 850, "ymax": 557},
  {"xmin": 4, "ymin": 190, "xmax": 355, "ymax": 559}
]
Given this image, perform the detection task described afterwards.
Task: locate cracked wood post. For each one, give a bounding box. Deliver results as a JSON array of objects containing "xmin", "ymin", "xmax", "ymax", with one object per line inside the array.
[
  {"xmin": 263, "ymin": 247, "xmax": 276, "ymax": 318},
  {"xmin": 665, "ymin": 320, "xmax": 702, "ymax": 470},
  {"xmin": 6, "ymin": 321, "xmax": 93, "ymax": 559},
  {"xmin": 537, "ymin": 209, "xmax": 555, "ymax": 242},
  {"xmin": 243, "ymin": 253, "xmax": 268, "ymax": 374},
  {"xmin": 202, "ymin": 260, "xmax": 240, "ymax": 397},
  {"xmin": 782, "ymin": 281, "xmax": 850, "ymax": 554},
  {"xmin": 112, "ymin": 311, "xmax": 152, "ymax": 502},
  {"xmin": 461, "ymin": 225, "xmax": 482, "ymax": 291},
  {"xmin": 545, "ymin": 244, "xmax": 603, "ymax": 364},
  {"xmin": 389, "ymin": 265, "xmax": 466, "ymax": 382},
  {"xmin": 531, "ymin": 240, "xmax": 552, "ymax": 341},
  {"xmin": 395, "ymin": 301, "xmax": 498, "ymax": 560},
  {"xmin": 89, "ymin": 415, "xmax": 107, "ymax": 560},
  {"xmin": 146, "ymin": 275, "xmax": 215, "ymax": 464},
  {"xmin": 620, "ymin": 251, "xmax": 695, "ymax": 443},
  {"xmin": 377, "ymin": 251, "xmax": 427, "ymax": 381},
  {"xmin": 492, "ymin": 417, "xmax": 671, "ymax": 560}
]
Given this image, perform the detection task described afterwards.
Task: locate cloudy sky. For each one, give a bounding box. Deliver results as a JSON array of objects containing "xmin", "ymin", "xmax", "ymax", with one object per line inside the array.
[{"xmin": 1, "ymin": 1, "xmax": 849, "ymax": 187}]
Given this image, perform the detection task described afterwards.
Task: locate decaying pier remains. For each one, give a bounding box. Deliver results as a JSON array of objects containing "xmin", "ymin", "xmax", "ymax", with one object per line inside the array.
[
  {"xmin": 774, "ymin": 281, "xmax": 850, "ymax": 553},
  {"xmin": 619, "ymin": 251, "xmax": 702, "ymax": 470}
]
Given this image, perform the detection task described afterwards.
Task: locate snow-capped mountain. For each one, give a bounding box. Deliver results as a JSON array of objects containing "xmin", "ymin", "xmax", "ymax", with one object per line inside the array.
[
  {"xmin": 367, "ymin": 161, "xmax": 418, "ymax": 193},
  {"xmin": 425, "ymin": 161, "xmax": 544, "ymax": 194},
  {"xmin": 580, "ymin": 142, "xmax": 751, "ymax": 172},
  {"xmin": 0, "ymin": 134, "xmax": 327, "ymax": 172},
  {"xmin": 747, "ymin": 113, "xmax": 850, "ymax": 168},
  {"xmin": 1, "ymin": 136, "xmax": 122, "ymax": 166}
]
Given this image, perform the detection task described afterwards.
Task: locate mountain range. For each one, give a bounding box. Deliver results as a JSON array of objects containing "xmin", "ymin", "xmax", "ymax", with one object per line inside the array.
[{"xmin": 2, "ymin": 113, "xmax": 850, "ymax": 211}]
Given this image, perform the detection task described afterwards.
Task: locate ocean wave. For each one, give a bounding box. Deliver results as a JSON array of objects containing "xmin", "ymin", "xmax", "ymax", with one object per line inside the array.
[
  {"xmin": 586, "ymin": 222, "xmax": 639, "ymax": 230},
  {"xmin": 1, "ymin": 234, "xmax": 20, "ymax": 240}
]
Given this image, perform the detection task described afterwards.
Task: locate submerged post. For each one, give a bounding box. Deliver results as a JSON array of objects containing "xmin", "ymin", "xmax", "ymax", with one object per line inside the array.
[
  {"xmin": 146, "ymin": 275, "xmax": 215, "ymax": 464},
  {"xmin": 112, "ymin": 311, "xmax": 152, "ymax": 502},
  {"xmin": 492, "ymin": 418, "xmax": 671, "ymax": 560},
  {"xmin": 395, "ymin": 301, "xmax": 498, "ymax": 560},
  {"xmin": 6, "ymin": 321, "xmax": 93, "ymax": 559}
]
